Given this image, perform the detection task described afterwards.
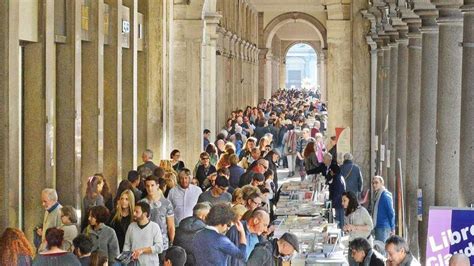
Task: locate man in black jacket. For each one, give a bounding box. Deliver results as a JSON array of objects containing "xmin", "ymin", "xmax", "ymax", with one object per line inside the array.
[
  {"xmin": 349, "ymin": 237, "xmax": 385, "ymax": 266},
  {"xmin": 306, "ymin": 152, "xmax": 335, "ymax": 180},
  {"xmin": 247, "ymin": 232, "xmax": 299, "ymax": 266},
  {"xmin": 173, "ymin": 202, "xmax": 211, "ymax": 265}
]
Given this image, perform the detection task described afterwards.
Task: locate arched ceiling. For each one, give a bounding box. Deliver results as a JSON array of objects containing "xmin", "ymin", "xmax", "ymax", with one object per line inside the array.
[
  {"xmin": 249, "ymin": 0, "xmax": 324, "ymax": 12},
  {"xmin": 275, "ymin": 22, "xmax": 320, "ymax": 41}
]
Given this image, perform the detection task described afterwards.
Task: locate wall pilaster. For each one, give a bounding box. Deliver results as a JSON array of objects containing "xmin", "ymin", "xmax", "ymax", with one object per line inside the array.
[
  {"xmin": 324, "ymin": 0, "xmax": 353, "ymax": 149},
  {"xmin": 433, "ymin": 1, "xmax": 463, "ymax": 207},
  {"xmin": 459, "ymin": 0, "xmax": 474, "ymax": 208}
]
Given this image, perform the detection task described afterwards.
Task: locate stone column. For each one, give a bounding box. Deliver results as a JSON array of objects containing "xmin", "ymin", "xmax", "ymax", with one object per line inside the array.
[
  {"xmin": 280, "ymin": 59, "xmax": 286, "ymax": 89},
  {"xmin": 82, "ymin": 0, "xmax": 105, "ymax": 187},
  {"xmin": 362, "ymin": 9, "xmax": 378, "ymax": 179},
  {"xmin": 201, "ymin": 12, "xmax": 220, "ymax": 145},
  {"xmin": 387, "ymin": 40, "xmax": 398, "ymax": 193},
  {"xmin": 434, "ymin": 1, "xmax": 463, "ymax": 207},
  {"xmin": 326, "ymin": 0, "xmax": 352, "ymax": 139},
  {"xmin": 320, "ymin": 50, "xmax": 327, "ymax": 103},
  {"xmin": 171, "ymin": 1, "xmax": 206, "ymax": 166},
  {"xmin": 238, "ymin": 40, "xmax": 245, "ymax": 107},
  {"xmin": 253, "ymin": 47, "xmax": 260, "ymax": 105},
  {"xmin": 460, "ymin": 0, "xmax": 474, "ymax": 207},
  {"xmin": 56, "ymin": 0, "xmax": 82, "ymax": 208},
  {"xmin": 104, "ymin": 0, "xmax": 124, "ymax": 189},
  {"xmin": 143, "ymin": 0, "xmax": 164, "ymax": 160},
  {"xmin": 272, "ymin": 56, "xmax": 280, "ymax": 94},
  {"xmin": 394, "ymin": 24, "xmax": 408, "ymax": 194},
  {"xmin": 415, "ymin": 5, "xmax": 439, "ymax": 260},
  {"xmin": 404, "ymin": 14, "xmax": 422, "ymax": 257},
  {"xmin": 375, "ymin": 42, "xmax": 384, "ymax": 175},
  {"xmin": 264, "ymin": 51, "xmax": 273, "ymax": 99},
  {"xmin": 351, "ymin": 0, "xmax": 371, "ymax": 184},
  {"xmin": 369, "ymin": 41, "xmax": 378, "ymax": 178},
  {"xmin": 0, "ymin": 0, "xmax": 21, "ymax": 231},
  {"xmin": 381, "ymin": 44, "xmax": 390, "ymax": 180},
  {"xmin": 225, "ymin": 31, "xmax": 234, "ymax": 115},
  {"xmin": 216, "ymin": 28, "xmax": 226, "ymax": 131},
  {"xmin": 231, "ymin": 35, "xmax": 240, "ymax": 109},
  {"xmin": 243, "ymin": 42, "xmax": 251, "ymax": 106},
  {"xmin": 122, "ymin": 0, "xmax": 138, "ymax": 176}
]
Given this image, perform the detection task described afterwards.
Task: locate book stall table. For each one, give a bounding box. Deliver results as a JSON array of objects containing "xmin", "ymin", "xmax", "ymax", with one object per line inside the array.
[
  {"xmin": 272, "ymin": 216, "xmax": 349, "ymax": 266},
  {"xmin": 275, "ymin": 177, "xmax": 327, "ymax": 217},
  {"xmin": 273, "ymin": 178, "xmax": 348, "ymax": 265}
]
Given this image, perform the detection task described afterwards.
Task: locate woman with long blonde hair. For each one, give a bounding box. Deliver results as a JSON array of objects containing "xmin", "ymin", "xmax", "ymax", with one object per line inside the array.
[
  {"xmin": 0, "ymin": 228, "xmax": 34, "ymax": 265},
  {"xmin": 159, "ymin": 160, "xmax": 178, "ymax": 176},
  {"xmin": 108, "ymin": 189, "xmax": 135, "ymax": 252},
  {"xmin": 162, "ymin": 171, "xmax": 177, "ymax": 197}
]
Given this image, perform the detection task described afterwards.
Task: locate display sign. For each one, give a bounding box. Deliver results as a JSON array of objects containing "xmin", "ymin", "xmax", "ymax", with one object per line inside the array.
[
  {"xmin": 426, "ymin": 207, "xmax": 474, "ymax": 265},
  {"xmin": 417, "ymin": 189, "xmax": 422, "ymax": 221},
  {"xmin": 336, "ymin": 127, "xmax": 351, "ymax": 164}
]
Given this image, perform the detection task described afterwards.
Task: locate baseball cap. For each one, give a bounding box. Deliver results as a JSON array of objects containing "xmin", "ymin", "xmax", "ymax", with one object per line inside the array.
[{"xmin": 281, "ymin": 232, "xmax": 300, "ymax": 252}]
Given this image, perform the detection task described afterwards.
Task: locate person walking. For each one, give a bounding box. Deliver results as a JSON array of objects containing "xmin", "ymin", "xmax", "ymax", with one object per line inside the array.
[
  {"xmin": 340, "ymin": 153, "xmax": 363, "ymax": 200},
  {"xmin": 123, "ymin": 201, "xmax": 164, "ymax": 265},
  {"xmin": 167, "ymin": 168, "xmax": 202, "ymax": 225},
  {"xmin": 371, "ymin": 176, "xmax": 395, "ymax": 243}
]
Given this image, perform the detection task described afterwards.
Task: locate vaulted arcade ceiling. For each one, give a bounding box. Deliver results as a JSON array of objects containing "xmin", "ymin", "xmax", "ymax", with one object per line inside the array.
[{"xmin": 249, "ymin": 0, "xmax": 324, "ymax": 12}]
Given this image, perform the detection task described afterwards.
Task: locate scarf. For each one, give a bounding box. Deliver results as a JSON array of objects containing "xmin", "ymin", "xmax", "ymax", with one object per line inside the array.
[
  {"xmin": 316, "ymin": 142, "xmax": 325, "ymax": 163},
  {"xmin": 372, "ymin": 186, "xmax": 386, "ymax": 227}
]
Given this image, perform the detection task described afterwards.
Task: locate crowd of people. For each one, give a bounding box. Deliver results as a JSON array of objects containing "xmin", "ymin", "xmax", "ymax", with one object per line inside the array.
[{"xmin": 0, "ymin": 89, "xmax": 469, "ymax": 266}]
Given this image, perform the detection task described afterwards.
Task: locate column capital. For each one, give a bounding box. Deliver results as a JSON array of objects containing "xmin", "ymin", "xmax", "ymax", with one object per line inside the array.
[
  {"xmin": 204, "ymin": 11, "xmax": 221, "ymax": 25},
  {"xmin": 415, "ymin": 6, "xmax": 439, "ymax": 33},
  {"xmin": 322, "ymin": 0, "xmax": 351, "ymax": 20},
  {"xmin": 461, "ymin": 3, "xmax": 474, "ymax": 13},
  {"xmin": 435, "ymin": 4, "xmax": 463, "ymax": 25},
  {"xmin": 401, "ymin": 10, "xmax": 422, "ymax": 36},
  {"xmin": 367, "ymin": 35, "xmax": 378, "ymax": 51}
]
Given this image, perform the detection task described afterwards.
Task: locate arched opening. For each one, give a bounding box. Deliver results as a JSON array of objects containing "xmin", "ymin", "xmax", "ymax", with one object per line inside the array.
[
  {"xmin": 260, "ymin": 12, "xmax": 327, "ymax": 99},
  {"xmin": 285, "ymin": 43, "xmax": 318, "ymax": 90}
]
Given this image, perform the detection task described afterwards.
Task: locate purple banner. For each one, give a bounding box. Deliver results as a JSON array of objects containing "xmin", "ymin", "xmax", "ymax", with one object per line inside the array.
[{"xmin": 426, "ymin": 208, "xmax": 474, "ymax": 265}]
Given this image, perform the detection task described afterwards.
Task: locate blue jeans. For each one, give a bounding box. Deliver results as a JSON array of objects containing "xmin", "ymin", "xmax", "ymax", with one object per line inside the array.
[
  {"xmin": 374, "ymin": 227, "xmax": 391, "ymax": 243},
  {"xmin": 335, "ymin": 207, "xmax": 345, "ymax": 228}
]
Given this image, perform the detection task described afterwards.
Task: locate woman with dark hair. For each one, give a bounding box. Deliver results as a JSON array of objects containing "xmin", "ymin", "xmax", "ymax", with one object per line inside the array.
[
  {"xmin": 32, "ymin": 228, "xmax": 81, "ymax": 265},
  {"xmin": 224, "ymin": 118, "xmax": 234, "ymax": 133},
  {"xmin": 244, "ymin": 106, "xmax": 252, "ymax": 116},
  {"xmin": 342, "ymin": 191, "xmax": 374, "ymax": 266},
  {"xmin": 95, "ymin": 174, "xmax": 114, "ymax": 212},
  {"xmin": 192, "ymin": 203, "xmax": 247, "ymax": 265},
  {"xmin": 238, "ymin": 137, "xmax": 257, "ymax": 161},
  {"xmin": 0, "ymin": 228, "xmax": 34, "ymax": 266},
  {"xmin": 342, "ymin": 191, "xmax": 373, "ymax": 242},
  {"xmin": 327, "ymin": 164, "xmax": 346, "ymax": 229},
  {"xmin": 170, "ymin": 149, "xmax": 185, "ymax": 172},
  {"xmin": 109, "ymin": 189, "xmax": 135, "ymax": 252},
  {"xmin": 83, "ymin": 206, "xmax": 119, "ymax": 264},
  {"xmin": 112, "ymin": 179, "xmax": 133, "ymax": 208},
  {"xmin": 264, "ymin": 149, "xmax": 280, "ymax": 189},
  {"xmin": 205, "ymin": 143, "xmax": 219, "ymax": 166},
  {"xmin": 303, "ymin": 141, "xmax": 319, "ymax": 175},
  {"xmin": 82, "ymin": 175, "xmax": 105, "ymax": 231}
]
